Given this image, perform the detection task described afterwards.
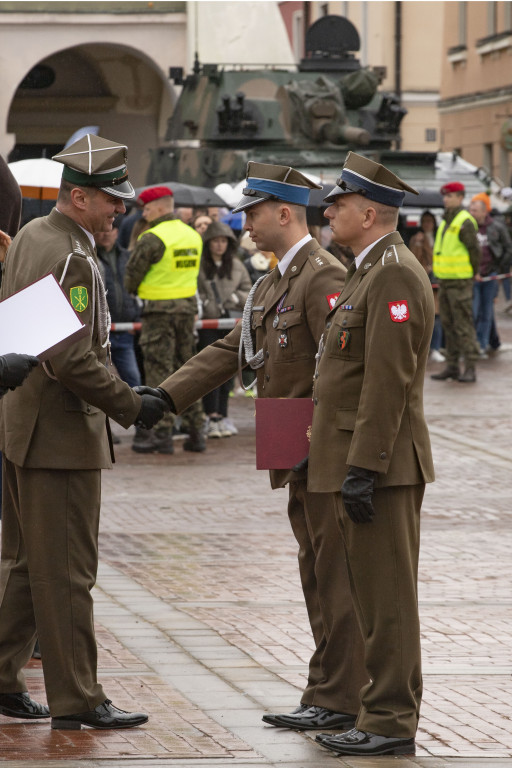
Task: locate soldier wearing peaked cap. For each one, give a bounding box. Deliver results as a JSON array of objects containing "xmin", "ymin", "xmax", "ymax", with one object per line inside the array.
[
  {"xmin": 0, "ymin": 134, "xmax": 167, "ymax": 730},
  {"xmin": 309, "ymin": 152, "xmax": 435, "ymax": 758},
  {"xmin": 139, "ymin": 160, "xmax": 368, "ymax": 730}
]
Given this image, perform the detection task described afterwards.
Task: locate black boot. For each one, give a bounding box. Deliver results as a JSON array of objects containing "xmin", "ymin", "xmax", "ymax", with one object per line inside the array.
[
  {"xmin": 131, "ymin": 427, "xmax": 154, "ymax": 453},
  {"xmin": 431, "ymin": 365, "xmax": 459, "ymax": 381},
  {"xmin": 183, "ymin": 427, "xmax": 206, "ymax": 452},
  {"xmin": 458, "ymin": 365, "xmax": 476, "ymax": 383}
]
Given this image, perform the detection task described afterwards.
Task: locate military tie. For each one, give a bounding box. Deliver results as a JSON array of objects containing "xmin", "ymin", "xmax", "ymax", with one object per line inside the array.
[
  {"xmin": 343, "ymin": 260, "xmax": 357, "ymax": 288},
  {"xmin": 273, "ymin": 266, "xmax": 281, "ymax": 285}
]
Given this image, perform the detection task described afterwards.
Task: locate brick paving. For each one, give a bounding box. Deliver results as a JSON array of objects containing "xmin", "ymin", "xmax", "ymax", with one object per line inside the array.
[{"xmin": 1, "ymin": 303, "xmax": 512, "ymax": 766}]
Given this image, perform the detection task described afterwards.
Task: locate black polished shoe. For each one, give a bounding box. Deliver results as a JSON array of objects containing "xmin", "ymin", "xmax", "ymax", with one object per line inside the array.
[
  {"xmin": 262, "ymin": 703, "xmax": 309, "ymax": 727},
  {"xmin": 316, "ymin": 727, "xmax": 415, "ymax": 756},
  {"xmin": 265, "ymin": 704, "xmax": 355, "ymax": 731},
  {"xmin": 51, "ymin": 699, "xmax": 148, "ymax": 730},
  {"xmin": 0, "ymin": 692, "xmax": 50, "ymax": 719}
]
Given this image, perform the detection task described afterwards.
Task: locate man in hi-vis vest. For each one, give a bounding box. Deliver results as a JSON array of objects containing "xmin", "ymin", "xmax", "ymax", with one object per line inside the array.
[
  {"xmin": 125, "ymin": 186, "xmax": 206, "ymax": 453},
  {"xmin": 431, "ymin": 181, "xmax": 481, "ymax": 383}
]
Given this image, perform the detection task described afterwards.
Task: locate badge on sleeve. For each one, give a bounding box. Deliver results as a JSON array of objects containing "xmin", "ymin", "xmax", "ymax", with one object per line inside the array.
[
  {"xmin": 388, "ymin": 301, "xmax": 409, "ymax": 322},
  {"xmin": 70, "ymin": 286, "xmax": 88, "ymax": 312},
  {"xmin": 326, "ymin": 292, "xmax": 340, "ymax": 310}
]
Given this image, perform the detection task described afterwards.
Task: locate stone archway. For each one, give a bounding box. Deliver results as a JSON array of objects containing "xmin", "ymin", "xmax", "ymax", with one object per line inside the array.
[{"xmin": 7, "ymin": 42, "xmax": 176, "ymax": 186}]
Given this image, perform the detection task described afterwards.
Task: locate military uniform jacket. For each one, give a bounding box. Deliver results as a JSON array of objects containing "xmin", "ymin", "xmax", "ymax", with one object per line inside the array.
[
  {"xmin": 0, "ymin": 208, "xmax": 141, "ymax": 470},
  {"xmin": 308, "ymin": 231, "xmax": 435, "ymax": 493},
  {"xmin": 159, "ymin": 238, "xmax": 346, "ymax": 488}
]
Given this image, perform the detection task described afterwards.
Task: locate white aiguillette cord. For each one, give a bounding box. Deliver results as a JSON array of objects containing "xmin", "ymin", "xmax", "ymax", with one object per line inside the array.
[{"xmin": 238, "ymin": 273, "xmax": 267, "ymax": 391}]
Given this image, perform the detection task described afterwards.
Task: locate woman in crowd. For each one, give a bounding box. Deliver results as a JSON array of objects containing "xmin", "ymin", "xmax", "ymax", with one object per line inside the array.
[
  {"xmin": 409, "ymin": 210, "xmax": 444, "ymax": 361},
  {"xmin": 197, "ymin": 221, "xmax": 252, "ymax": 438}
]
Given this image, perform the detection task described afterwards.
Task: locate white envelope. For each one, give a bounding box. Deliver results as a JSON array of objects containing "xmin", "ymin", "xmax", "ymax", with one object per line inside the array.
[{"xmin": 0, "ymin": 273, "xmax": 88, "ymax": 360}]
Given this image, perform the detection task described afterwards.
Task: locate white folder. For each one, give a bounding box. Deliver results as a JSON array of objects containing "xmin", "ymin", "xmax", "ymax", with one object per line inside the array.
[{"xmin": 0, "ymin": 273, "xmax": 88, "ymax": 360}]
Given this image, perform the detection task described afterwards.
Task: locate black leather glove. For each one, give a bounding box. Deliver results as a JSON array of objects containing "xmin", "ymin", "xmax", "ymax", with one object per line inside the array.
[
  {"xmin": 134, "ymin": 393, "xmax": 169, "ymax": 429},
  {"xmin": 133, "ymin": 385, "xmax": 176, "ymax": 413},
  {"xmin": 0, "ymin": 353, "xmax": 39, "ymax": 389},
  {"xmin": 292, "ymin": 456, "xmax": 309, "ymax": 473},
  {"xmin": 341, "ymin": 466, "xmax": 378, "ymax": 524}
]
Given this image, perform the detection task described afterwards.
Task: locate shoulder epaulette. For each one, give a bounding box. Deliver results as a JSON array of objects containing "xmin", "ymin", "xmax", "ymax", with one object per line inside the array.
[
  {"xmin": 308, "ymin": 248, "xmax": 331, "ymax": 270},
  {"xmin": 69, "ymin": 234, "xmax": 89, "ymax": 257},
  {"xmin": 381, "ymin": 244, "xmax": 400, "ymax": 266}
]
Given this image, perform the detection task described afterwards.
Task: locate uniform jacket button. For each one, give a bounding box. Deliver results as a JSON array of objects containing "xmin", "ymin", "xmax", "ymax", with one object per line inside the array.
[
  {"xmin": 314, "ymin": 398, "xmax": 318, "ymax": 405},
  {"xmin": 265, "ymin": 374, "xmax": 270, "ymax": 381},
  {"xmin": 379, "ymin": 451, "xmax": 387, "ymax": 460},
  {"xmin": 326, "ymin": 321, "xmax": 332, "ymax": 329},
  {"xmin": 265, "ymin": 350, "xmax": 270, "ymax": 358}
]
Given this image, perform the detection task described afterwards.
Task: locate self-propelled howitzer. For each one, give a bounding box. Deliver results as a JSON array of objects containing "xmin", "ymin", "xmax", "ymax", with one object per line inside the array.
[{"xmin": 146, "ymin": 15, "xmax": 406, "ymax": 187}]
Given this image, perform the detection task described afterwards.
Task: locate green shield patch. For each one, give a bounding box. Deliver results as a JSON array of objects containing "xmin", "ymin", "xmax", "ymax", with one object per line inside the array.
[{"xmin": 70, "ymin": 286, "xmax": 88, "ymax": 312}]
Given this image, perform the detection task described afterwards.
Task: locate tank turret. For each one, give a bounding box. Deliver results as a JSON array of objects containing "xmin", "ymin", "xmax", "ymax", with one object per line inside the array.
[{"xmin": 147, "ymin": 15, "xmax": 406, "ymax": 187}]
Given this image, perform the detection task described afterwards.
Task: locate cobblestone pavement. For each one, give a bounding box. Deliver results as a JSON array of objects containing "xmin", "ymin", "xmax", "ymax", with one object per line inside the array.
[{"xmin": 1, "ymin": 303, "xmax": 512, "ymax": 767}]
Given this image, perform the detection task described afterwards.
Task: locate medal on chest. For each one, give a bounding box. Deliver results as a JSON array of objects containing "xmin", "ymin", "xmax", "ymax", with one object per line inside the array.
[
  {"xmin": 278, "ymin": 331, "xmax": 288, "ymax": 348},
  {"xmin": 338, "ymin": 329, "xmax": 351, "ymax": 350}
]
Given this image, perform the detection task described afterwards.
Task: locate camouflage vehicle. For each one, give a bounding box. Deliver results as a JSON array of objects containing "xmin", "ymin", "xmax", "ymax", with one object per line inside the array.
[{"xmin": 146, "ymin": 15, "xmax": 407, "ymax": 188}]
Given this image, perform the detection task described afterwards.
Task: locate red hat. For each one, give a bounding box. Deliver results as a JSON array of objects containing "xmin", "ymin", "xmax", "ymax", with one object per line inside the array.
[
  {"xmin": 138, "ymin": 186, "xmax": 173, "ymax": 204},
  {"xmin": 440, "ymin": 181, "xmax": 465, "ymax": 195}
]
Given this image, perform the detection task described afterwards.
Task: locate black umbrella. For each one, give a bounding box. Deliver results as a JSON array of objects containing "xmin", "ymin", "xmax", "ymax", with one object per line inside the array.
[
  {"xmin": 135, "ymin": 181, "xmax": 228, "ymax": 208},
  {"xmin": 402, "ymin": 189, "xmax": 444, "ymax": 208}
]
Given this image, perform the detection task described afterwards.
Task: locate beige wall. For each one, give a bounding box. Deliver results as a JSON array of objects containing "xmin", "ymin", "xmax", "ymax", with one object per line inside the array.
[
  {"xmin": 0, "ymin": 2, "xmax": 294, "ymax": 185},
  {"xmin": 440, "ymin": 0, "xmax": 512, "ymax": 182}
]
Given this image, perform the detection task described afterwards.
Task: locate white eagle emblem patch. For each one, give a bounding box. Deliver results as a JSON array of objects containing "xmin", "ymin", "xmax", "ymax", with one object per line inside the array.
[{"xmin": 388, "ymin": 301, "xmax": 409, "ymax": 322}]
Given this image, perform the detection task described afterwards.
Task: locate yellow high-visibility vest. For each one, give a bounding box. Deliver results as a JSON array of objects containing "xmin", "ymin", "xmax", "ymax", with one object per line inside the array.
[
  {"xmin": 433, "ymin": 210, "xmax": 477, "ymax": 279},
  {"xmin": 137, "ymin": 219, "xmax": 202, "ymax": 299}
]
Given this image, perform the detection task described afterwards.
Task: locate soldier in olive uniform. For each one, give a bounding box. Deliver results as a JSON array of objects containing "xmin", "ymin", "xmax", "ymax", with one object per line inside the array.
[
  {"xmin": 0, "ymin": 135, "xmax": 167, "ymax": 730},
  {"xmin": 140, "ymin": 163, "xmax": 368, "ymax": 732},
  {"xmin": 430, "ymin": 181, "xmax": 481, "ymax": 383},
  {"xmin": 308, "ymin": 153, "xmax": 435, "ymax": 757},
  {"xmin": 125, "ymin": 186, "xmax": 205, "ymax": 454}
]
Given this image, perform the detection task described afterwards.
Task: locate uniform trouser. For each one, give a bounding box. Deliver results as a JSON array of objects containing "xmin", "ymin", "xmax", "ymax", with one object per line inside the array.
[
  {"xmin": 438, "ymin": 279, "xmax": 479, "ymax": 365},
  {"xmin": 140, "ymin": 312, "xmax": 205, "ymax": 434},
  {"xmin": 288, "ymin": 480, "xmax": 367, "ymax": 714},
  {"xmin": 335, "ymin": 484, "xmax": 424, "ymax": 738},
  {"xmin": 0, "ymin": 457, "xmax": 106, "ymax": 716}
]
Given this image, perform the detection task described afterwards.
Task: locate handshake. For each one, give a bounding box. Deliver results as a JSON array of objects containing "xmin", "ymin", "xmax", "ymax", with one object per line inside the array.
[{"xmin": 133, "ymin": 385, "xmax": 175, "ymax": 430}]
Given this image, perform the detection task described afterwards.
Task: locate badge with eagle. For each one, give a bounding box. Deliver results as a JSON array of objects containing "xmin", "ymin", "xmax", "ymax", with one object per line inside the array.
[{"xmin": 388, "ymin": 301, "xmax": 409, "ymax": 322}]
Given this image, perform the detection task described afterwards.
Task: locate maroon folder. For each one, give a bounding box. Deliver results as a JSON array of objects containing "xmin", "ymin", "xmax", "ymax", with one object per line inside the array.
[{"xmin": 255, "ymin": 398, "xmax": 314, "ymax": 470}]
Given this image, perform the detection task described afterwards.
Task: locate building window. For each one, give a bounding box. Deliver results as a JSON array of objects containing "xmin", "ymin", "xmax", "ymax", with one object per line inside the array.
[
  {"xmin": 483, "ymin": 143, "xmax": 493, "ymax": 175},
  {"xmin": 292, "ymin": 10, "xmax": 304, "ymax": 61},
  {"xmin": 425, "ymin": 128, "xmax": 437, "ymax": 143},
  {"xmin": 487, "ymin": 1, "xmax": 498, "ymax": 34},
  {"xmin": 505, "ymin": 1, "xmax": 512, "ymax": 30},
  {"xmin": 499, "ymin": 146, "xmax": 509, "ymax": 184},
  {"xmin": 458, "ymin": 1, "xmax": 467, "ymax": 46}
]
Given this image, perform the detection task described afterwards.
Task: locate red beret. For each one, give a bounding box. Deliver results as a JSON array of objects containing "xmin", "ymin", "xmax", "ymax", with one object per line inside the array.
[
  {"xmin": 440, "ymin": 181, "xmax": 465, "ymax": 195},
  {"xmin": 138, "ymin": 186, "xmax": 173, "ymax": 204}
]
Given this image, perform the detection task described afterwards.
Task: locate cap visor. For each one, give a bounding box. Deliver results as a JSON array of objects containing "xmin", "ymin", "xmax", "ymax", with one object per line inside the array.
[
  {"xmin": 99, "ymin": 179, "xmax": 135, "ymax": 200},
  {"xmin": 231, "ymin": 194, "xmax": 267, "ymax": 214},
  {"xmin": 322, "ymin": 184, "xmax": 350, "ymax": 204}
]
